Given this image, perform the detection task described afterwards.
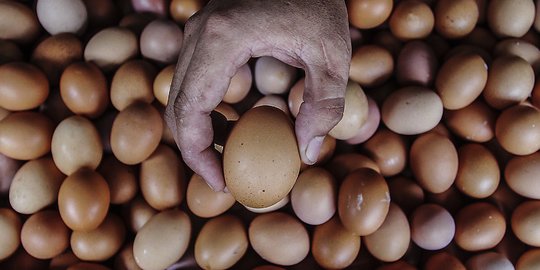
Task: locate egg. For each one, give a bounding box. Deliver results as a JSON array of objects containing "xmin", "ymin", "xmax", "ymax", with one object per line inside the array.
[
  {"xmin": 249, "ymin": 212, "xmax": 309, "ymax": 266},
  {"xmin": 49, "ymin": 251, "xmax": 80, "ymax": 270},
  {"xmin": 424, "ymin": 252, "xmax": 466, "ymax": 270},
  {"xmin": 71, "ymin": 214, "xmax": 125, "ymax": 261},
  {"xmin": 0, "ymin": 0, "xmax": 40, "ymax": 44},
  {"xmin": 224, "ymin": 64, "xmax": 253, "ymax": 104},
  {"xmin": 223, "ymin": 106, "xmax": 300, "ymax": 208},
  {"xmin": 9, "ymin": 157, "xmax": 64, "ymax": 215},
  {"xmin": 326, "ymin": 153, "xmax": 379, "ymax": 181},
  {"xmin": 124, "ymin": 196, "xmax": 157, "ymax": 232},
  {"xmin": 58, "ymin": 169, "xmax": 110, "ymax": 231},
  {"xmin": 434, "ymin": 0, "xmax": 479, "ymax": 39},
  {"xmin": 505, "ymin": 152, "xmax": 540, "ymax": 199},
  {"xmin": 517, "ymin": 249, "xmax": 540, "ymax": 270},
  {"xmin": 0, "ymin": 208, "xmax": 21, "ymax": 260},
  {"xmin": 338, "ymin": 168, "xmax": 390, "ymax": 236},
  {"xmin": 36, "ymin": 0, "xmax": 87, "ymax": 35},
  {"xmin": 487, "ymin": 0, "xmax": 535, "ymax": 37},
  {"xmin": 97, "ymin": 155, "xmax": 138, "ymax": 205},
  {"xmin": 362, "ymin": 128, "xmax": 407, "ymax": 177},
  {"xmin": 31, "ymin": 33, "xmax": 83, "ymax": 84},
  {"xmin": 255, "ymin": 57, "xmax": 297, "ymax": 95},
  {"xmin": 466, "ymin": 252, "xmax": 514, "ymax": 270},
  {"xmin": 170, "ymin": 0, "xmax": 203, "ymax": 23},
  {"xmin": 411, "ymin": 204, "xmax": 455, "ymax": 250},
  {"xmin": 382, "ymin": 86, "xmax": 443, "ymax": 135},
  {"xmin": 455, "ymin": 144, "xmax": 500, "ymax": 198},
  {"xmin": 349, "ymin": 45, "xmax": 394, "ymax": 87},
  {"xmin": 363, "ymin": 203, "xmax": 410, "ymax": 262},
  {"xmin": 389, "ymin": 0, "xmax": 434, "ymax": 40},
  {"xmin": 84, "ymin": 27, "xmax": 139, "ymax": 71},
  {"xmin": 288, "ymin": 78, "xmax": 305, "ymax": 118},
  {"xmin": 195, "ymin": 215, "xmax": 248, "ymax": 269},
  {"xmin": 153, "ymin": 64, "xmax": 175, "ymax": 106},
  {"xmin": 455, "ymin": 202, "xmax": 506, "ymax": 251},
  {"xmin": 511, "ymin": 200, "xmax": 540, "ymax": 247},
  {"xmin": 312, "ymin": 216, "xmax": 360, "ymax": 269},
  {"xmin": 186, "ymin": 173, "xmax": 235, "ymax": 218},
  {"xmin": 0, "ymin": 62, "xmax": 49, "ymax": 111},
  {"xmin": 118, "ymin": 13, "xmax": 155, "ymax": 35},
  {"xmin": 114, "ymin": 243, "xmax": 142, "ymax": 270},
  {"xmin": 328, "ymin": 80, "xmax": 369, "ymax": 140},
  {"xmin": 388, "ymin": 176, "xmax": 425, "ymax": 214},
  {"xmin": 396, "ymin": 41, "xmax": 438, "ymax": 87},
  {"xmin": 21, "ymin": 210, "xmax": 70, "ymax": 259},
  {"xmin": 495, "ymin": 104, "xmax": 540, "ymax": 156},
  {"xmin": 0, "ymin": 111, "xmax": 55, "ymax": 160},
  {"xmin": 111, "ymin": 59, "xmax": 157, "ymax": 111},
  {"xmin": 111, "ymin": 102, "xmax": 163, "ymax": 165},
  {"xmin": 494, "ymin": 38, "xmax": 540, "ymax": 73},
  {"xmin": 133, "ymin": 209, "xmax": 191, "ymax": 270},
  {"xmin": 290, "ymin": 167, "xmax": 336, "ymax": 225},
  {"xmin": 253, "ymin": 95, "xmax": 290, "ymax": 116},
  {"xmin": 444, "ymin": 99, "xmax": 496, "ymax": 142},
  {"xmin": 373, "ymin": 30, "xmax": 403, "ymax": 57},
  {"xmin": 347, "ymin": 0, "xmax": 392, "ymax": 29},
  {"xmin": 140, "ymin": 19, "xmax": 183, "ymax": 64},
  {"xmin": 131, "ymin": 0, "xmax": 167, "ymax": 16}
]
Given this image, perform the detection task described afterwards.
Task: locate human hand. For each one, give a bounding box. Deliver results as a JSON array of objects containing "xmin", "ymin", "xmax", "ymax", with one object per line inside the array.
[{"xmin": 165, "ymin": 0, "xmax": 351, "ymax": 191}]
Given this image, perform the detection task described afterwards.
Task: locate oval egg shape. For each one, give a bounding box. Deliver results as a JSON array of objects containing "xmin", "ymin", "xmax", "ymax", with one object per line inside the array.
[
  {"xmin": 186, "ymin": 174, "xmax": 236, "ymax": 218},
  {"xmin": 0, "ymin": 62, "xmax": 49, "ymax": 111}
]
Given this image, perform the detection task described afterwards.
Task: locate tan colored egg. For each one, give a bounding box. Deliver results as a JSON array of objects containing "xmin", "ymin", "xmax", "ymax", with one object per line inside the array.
[
  {"xmin": 350, "ymin": 45, "xmax": 394, "ymax": 87},
  {"xmin": 488, "ymin": 0, "xmax": 535, "ymax": 38},
  {"xmin": 21, "ymin": 210, "xmax": 69, "ymax": 259},
  {"xmin": 455, "ymin": 144, "xmax": 499, "ymax": 198},
  {"xmin": 223, "ymin": 106, "xmax": 300, "ymax": 208},
  {"xmin": 444, "ymin": 99, "xmax": 496, "ymax": 142},
  {"xmin": 140, "ymin": 19, "xmax": 183, "ymax": 64},
  {"xmin": 111, "ymin": 60, "xmax": 156, "ymax": 111},
  {"xmin": 0, "ymin": 62, "xmax": 49, "ymax": 111},
  {"xmin": 111, "ymin": 102, "xmax": 163, "ymax": 165},
  {"xmin": 396, "ymin": 41, "xmax": 438, "ymax": 87},
  {"xmin": 288, "ymin": 78, "xmax": 304, "ymax": 118},
  {"xmin": 255, "ymin": 57, "xmax": 297, "ymax": 95},
  {"xmin": 253, "ymin": 95, "xmax": 290, "ymax": 115},
  {"xmin": 36, "ymin": 0, "xmax": 87, "ymax": 35},
  {"xmin": 133, "ymin": 209, "xmax": 191, "ymax": 270},
  {"xmin": 71, "ymin": 214, "xmax": 125, "ymax": 261},
  {"xmin": 435, "ymin": 53, "xmax": 487, "ymax": 109},
  {"xmin": 455, "ymin": 202, "xmax": 506, "ymax": 251},
  {"xmin": 347, "ymin": 0, "xmax": 392, "ymax": 29},
  {"xmin": 512, "ymin": 200, "xmax": 540, "ymax": 247},
  {"xmin": 84, "ymin": 27, "xmax": 138, "ymax": 71},
  {"xmin": 410, "ymin": 132, "xmax": 458, "ymax": 194},
  {"xmin": 68, "ymin": 262, "xmax": 111, "ymax": 270},
  {"xmin": 495, "ymin": 104, "xmax": 540, "ymax": 155},
  {"xmin": 388, "ymin": 176, "xmax": 424, "ymax": 214},
  {"xmin": 424, "ymin": 252, "xmax": 466, "ymax": 270},
  {"xmin": 312, "ymin": 216, "xmax": 360, "ymax": 269},
  {"xmin": 244, "ymin": 195, "xmax": 290, "ymax": 214},
  {"xmin": 329, "ymin": 80, "xmax": 368, "ymax": 140},
  {"xmin": 363, "ymin": 203, "xmax": 410, "ymax": 262},
  {"xmin": 97, "ymin": 155, "xmax": 138, "ymax": 205},
  {"xmin": 466, "ymin": 252, "xmax": 514, "ymax": 270},
  {"xmin": 435, "ymin": 0, "xmax": 479, "ymax": 39},
  {"xmin": 9, "ymin": 157, "xmax": 64, "ymax": 215},
  {"xmin": 0, "ymin": 111, "xmax": 55, "ymax": 160},
  {"xmin": 291, "ymin": 167, "xmax": 336, "ymax": 225},
  {"xmin": 49, "ymin": 250, "xmax": 80, "ymax": 270},
  {"xmin": 249, "ymin": 212, "xmax": 309, "ymax": 266},
  {"xmin": 125, "ymin": 196, "xmax": 158, "ymax": 232},
  {"xmin": 170, "ymin": 0, "xmax": 202, "ymax": 23},
  {"xmin": 0, "ymin": 0, "xmax": 40, "ymax": 44},
  {"xmin": 411, "ymin": 204, "xmax": 455, "ymax": 250},
  {"xmin": 58, "ymin": 169, "xmax": 110, "ymax": 231},
  {"xmin": 382, "ymin": 86, "xmax": 443, "ymax": 135},
  {"xmin": 51, "ymin": 115, "xmax": 103, "ymax": 175},
  {"xmin": 60, "ymin": 62, "xmax": 109, "ymax": 118},
  {"xmin": 362, "ymin": 128, "xmax": 407, "ymax": 177},
  {"xmin": 31, "ymin": 33, "xmax": 83, "ymax": 84},
  {"xmin": 517, "ymin": 249, "xmax": 540, "ymax": 270},
  {"xmin": 495, "ymin": 38, "xmax": 540, "ymax": 73},
  {"xmin": 186, "ymin": 173, "xmax": 235, "ymax": 218},
  {"xmin": 140, "ymin": 144, "xmax": 185, "ymax": 210},
  {"xmin": 214, "ymin": 102, "xmax": 240, "ymax": 121},
  {"xmin": 326, "ymin": 153, "xmax": 379, "ymax": 180},
  {"xmin": 0, "ymin": 208, "xmax": 21, "ymax": 260},
  {"xmin": 389, "ymin": 0, "xmax": 434, "ymax": 40},
  {"xmin": 483, "ymin": 56, "xmax": 535, "ymax": 109},
  {"xmin": 114, "ymin": 243, "xmax": 142, "ymax": 270},
  {"xmin": 224, "ymin": 64, "xmax": 252, "ymax": 104},
  {"xmin": 195, "ymin": 215, "xmax": 248, "ymax": 269},
  {"xmin": 505, "ymin": 152, "xmax": 540, "ymax": 199},
  {"xmin": 338, "ymin": 168, "xmax": 390, "ymax": 236},
  {"xmin": 153, "ymin": 65, "xmax": 175, "ymax": 106}
]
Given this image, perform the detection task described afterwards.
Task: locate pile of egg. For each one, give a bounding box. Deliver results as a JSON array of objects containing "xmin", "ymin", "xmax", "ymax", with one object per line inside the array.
[{"xmin": 2, "ymin": 0, "xmax": 540, "ymax": 269}]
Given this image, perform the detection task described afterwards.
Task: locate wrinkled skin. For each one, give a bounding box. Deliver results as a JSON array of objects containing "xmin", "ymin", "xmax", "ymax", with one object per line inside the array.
[{"xmin": 165, "ymin": 0, "xmax": 351, "ymax": 191}]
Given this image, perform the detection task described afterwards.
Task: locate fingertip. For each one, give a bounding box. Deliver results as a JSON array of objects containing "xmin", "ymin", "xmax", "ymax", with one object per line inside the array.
[{"xmin": 301, "ymin": 135, "xmax": 325, "ymax": 165}]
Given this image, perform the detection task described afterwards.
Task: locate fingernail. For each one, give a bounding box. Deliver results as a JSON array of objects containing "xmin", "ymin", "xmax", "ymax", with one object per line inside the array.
[
  {"xmin": 306, "ymin": 136, "xmax": 324, "ymax": 165},
  {"xmin": 223, "ymin": 186, "xmax": 230, "ymax": 193}
]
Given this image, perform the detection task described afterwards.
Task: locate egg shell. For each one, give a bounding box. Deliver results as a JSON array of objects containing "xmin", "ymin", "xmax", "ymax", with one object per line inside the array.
[
  {"xmin": 131, "ymin": 0, "xmax": 167, "ymax": 16},
  {"xmin": 505, "ymin": 152, "xmax": 540, "ymax": 199},
  {"xmin": 124, "ymin": 196, "xmax": 158, "ymax": 233},
  {"xmin": 244, "ymin": 195, "xmax": 290, "ymax": 214},
  {"xmin": 97, "ymin": 155, "xmax": 138, "ymax": 205},
  {"xmin": 223, "ymin": 106, "xmax": 300, "ymax": 208},
  {"xmin": 338, "ymin": 168, "xmax": 390, "ymax": 236},
  {"xmin": 0, "ymin": 0, "xmax": 40, "ymax": 43},
  {"xmin": 326, "ymin": 153, "xmax": 379, "ymax": 180},
  {"xmin": 84, "ymin": 27, "xmax": 138, "ymax": 71},
  {"xmin": 488, "ymin": 0, "xmax": 535, "ymax": 38},
  {"xmin": 434, "ymin": 0, "xmax": 479, "ymax": 39},
  {"xmin": 396, "ymin": 40, "xmax": 438, "ymax": 87},
  {"xmin": 49, "ymin": 250, "xmax": 80, "ymax": 270},
  {"xmin": 170, "ymin": 0, "xmax": 203, "ymax": 23},
  {"xmin": 362, "ymin": 128, "xmax": 407, "ymax": 177},
  {"xmin": 288, "ymin": 78, "xmax": 304, "ymax": 118},
  {"xmin": 455, "ymin": 202, "xmax": 506, "ymax": 251},
  {"xmin": 494, "ymin": 38, "xmax": 540, "ymax": 73},
  {"xmin": 0, "ymin": 62, "xmax": 49, "ymax": 111},
  {"xmin": 140, "ymin": 19, "xmax": 183, "ymax": 64},
  {"xmin": 248, "ymin": 212, "xmax": 309, "ymax": 266},
  {"xmin": 21, "ymin": 210, "xmax": 70, "ymax": 259},
  {"xmin": 495, "ymin": 104, "xmax": 540, "ymax": 156},
  {"xmin": 444, "ymin": 99, "xmax": 496, "ymax": 142},
  {"xmin": 347, "ymin": 0, "xmax": 392, "ymax": 29},
  {"xmin": 311, "ymin": 216, "xmax": 361, "ymax": 269},
  {"xmin": 511, "ymin": 200, "xmax": 540, "ymax": 247},
  {"xmin": 111, "ymin": 59, "xmax": 157, "ymax": 111},
  {"xmin": 253, "ymin": 95, "xmax": 290, "ymax": 116},
  {"xmin": 133, "ymin": 209, "xmax": 191, "ymax": 270},
  {"xmin": 186, "ymin": 173, "xmax": 235, "ymax": 218},
  {"xmin": 36, "ymin": 0, "xmax": 87, "ymax": 35},
  {"xmin": 0, "ymin": 208, "xmax": 22, "ymax": 260},
  {"xmin": 389, "ymin": 0, "xmax": 434, "ymax": 40},
  {"xmin": 224, "ymin": 64, "xmax": 253, "ymax": 104},
  {"xmin": 424, "ymin": 252, "xmax": 466, "ymax": 270},
  {"xmin": 153, "ymin": 64, "xmax": 175, "ymax": 106},
  {"xmin": 466, "ymin": 252, "xmax": 514, "ymax": 270},
  {"xmin": 114, "ymin": 243, "xmax": 142, "ymax": 270},
  {"xmin": 255, "ymin": 56, "xmax": 297, "ymax": 95},
  {"xmin": 455, "ymin": 143, "xmax": 500, "ymax": 198},
  {"xmin": 329, "ymin": 80, "xmax": 369, "ymax": 140},
  {"xmin": 291, "ymin": 167, "xmax": 336, "ymax": 225},
  {"xmin": 411, "ymin": 204, "xmax": 455, "ymax": 250},
  {"xmin": 195, "ymin": 215, "xmax": 248, "ymax": 269},
  {"xmin": 31, "ymin": 33, "xmax": 83, "ymax": 84},
  {"xmin": 67, "ymin": 262, "xmax": 111, "ymax": 270},
  {"xmin": 517, "ymin": 249, "xmax": 540, "ymax": 270},
  {"xmin": 349, "ymin": 45, "xmax": 394, "ymax": 88},
  {"xmin": 71, "ymin": 214, "xmax": 125, "ymax": 261},
  {"xmin": 388, "ymin": 176, "xmax": 425, "ymax": 214}
]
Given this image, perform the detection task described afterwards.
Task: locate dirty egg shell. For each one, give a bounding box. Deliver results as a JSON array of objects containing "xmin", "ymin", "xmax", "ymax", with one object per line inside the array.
[
  {"xmin": 0, "ymin": 208, "xmax": 22, "ymax": 260},
  {"xmin": 21, "ymin": 210, "xmax": 70, "ymax": 259},
  {"xmin": 70, "ymin": 214, "xmax": 125, "ymax": 261},
  {"xmin": 186, "ymin": 174, "xmax": 236, "ymax": 218},
  {"xmin": 312, "ymin": 216, "xmax": 361, "ymax": 269},
  {"xmin": 223, "ymin": 106, "xmax": 300, "ymax": 208}
]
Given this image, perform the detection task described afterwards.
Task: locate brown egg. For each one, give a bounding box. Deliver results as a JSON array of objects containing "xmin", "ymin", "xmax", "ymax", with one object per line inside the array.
[
  {"xmin": 114, "ymin": 243, "xmax": 142, "ymax": 270},
  {"xmin": 326, "ymin": 153, "xmax": 379, "ymax": 180},
  {"xmin": 111, "ymin": 60, "xmax": 157, "ymax": 111},
  {"xmin": 455, "ymin": 144, "xmax": 499, "ymax": 198},
  {"xmin": 0, "ymin": 111, "xmax": 55, "ymax": 160},
  {"xmin": 0, "ymin": 62, "xmax": 49, "ymax": 111},
  {"xmin": 389, "ymin": 0, "xmax": 435, "ymax": 40},
  {"xmin": 287, "ymin": 78, "xmax": 304, "ymax": 118},
  {"xmin": 255, "ymin": 57, "xmax": 297, "ymax": 95},
  {"xmin": 58, "ymin": 169, "xmax": 110, "ymax": 231},
  {"xmin": 312, "ymin": 216, "xmax": 361, "ymax": 269},
  {"xmin": 244, "ymin": 194, "xmax": 290, "ymax": 214},
  {"xmin": 153, "ymin": 64, "xmax": 175, "ymax": 106},
  {"xmin": 517, "ymin": 249, "xmax": 540, "ymax": 270},
  {"xmin": 424, "ymin": 252, "xmax": 465, "ymax": 270},
  {"xmin": 224, "ymin": 64, "xmax": 253, "ymax": 104},
  {"xmin": 223, "ymin": 106, "xmax": 300, "ymax": 208},
  {"xmin": 249, "ymin": 212, "xmax": 309, "ymax": 266},
  {"xmin": 505, "ymin": 152, "xmax": 540, "ymax": 199},
  {"xmin": 512, "ymin": 200, "xmax": 540, "ymax": 247},
  {"xmin": 67, "ymin": 262, "xmax": 111, "ymax": 270},
  {"xmin": 186, "ymin": 173, "xmax": 235, "ymax": 218},
  {"xmin": 0, "ymin": 208, "xmax": 21, "ymax": 260},
  {"xmin": 435, "ymin": 0, "xmax": 479, "ymax": 39},
  {"xmin": 411, "ymin": 204, "xmax": 455, "ymax": 250},
  {"xmin": 170, "ymin": 0, "xmax": 202, "ymax": 23},
  {"xmin": 290, "ymin": 167, "xmax": 336, "ymax": 225},
  {"xmin": 124, "ymin": 196, "xmax": 158, "ymax": 232},
  {"xmin": 338, "ymin": 168, "xmax": 390, "ymax": 236},
  {"xmin": 31, "ymin": 33, "xmax": 83, "ymax": 84},
  {"xmin": 362, "ymin": 128, "xmax": 407, "ymax": 177},
  {"xmin": 350, "ymin": 45, "xmax": 394, "ymax": 87},
  {"xmin": 0, "ymin": 0, "xmax": 40, "ymax": 44},
  {"xmin": 347, "ymin": 0, "xmax": 392, "ymax": 29},
  {"xmin": 495, "ymin": 38, "xmax": 540, "ymax": 73},
  {"xmin": 133, "ymin": 209, "xmax": 191, "ymax": 270},
  {"xmin": 329, "ymin": 81, "xmax": 369, "ymax": 140},
  {"xmin": 21, "ymin": 210, "xmax": 69, "ymax": 259},
  {"xmin": 214, "ymin": 102, "xmax": 240, "ymax": 121},
  {"xmin": 410, "ymin": 132, "xmax": 458, "ymax": 193},
  {"xmin": 84, "ymin": 27, "xmax": 138, "ymax": 71},
  {"xmin": 488, "ymin": 0, "xmax": 535, "ymax": 38},
  {"xmin": 60, "ymin": 62, "xmax": 109, "ymax": 118},
  {"xmin": 455, "ymin": 202, "xmax": 506, "ymax": 251},
  {"xmin": 71, "ymin": 214, "xmax": 125, "ymax": 261},
  {"xmin": 9, "ymin": 157, "xmax": 64, "ymax": 215},
  {"xmin": 82, "ymin": 0, "xmax": 119, "ymax": 30},
  {"xmin": 49, "ymin": 251, "xmax": 80, "ymax": 270},
  {"xmin": 382, "ymin": 86, "xmax": 443, "ymax": 135},
  {"xmin": 396, "ymin": 41, "xmax": 438, "ymax": 87},
  {"xmin": 345, "ymin": 97, "xmax": 380, "ymax": 145},
  {"xmin": 308, "ymin": 135, "xmax": 336, "ymax": 166},
  {"xmin": 140, "ymin": 19, "xmax": 183, "ymax": 64},
  {"xmin": 253, "ymin": 95, "xmax": 290, "ymax": 116},
  {"xmin": 444, "ymin": 99, "xmax": 496, "ymax": 142},
  {"xmin": 140, "ymin": 144, "xmax": 185, "ymax": 210},
  {"xmin": 466, "ymin": 252, "xmax": 514, "ymax": 270},
  {"xmin": 435, "ymin": 53, "xmax": 487, "ymax": 110},
  {"xmin": 195, "ymin": 215, "xmax": 248, "ymax": 269},
  {"xmin": 98, "ymin": 155, "xmax": 138, "ymax": 205},
  {"xmin": 388, "ymin": 176, "xmax": 424, "ymax": 214},
  {"xmin": 363, "ymin": 203, "xmax": 410, "ymax": 262},
  {"xmin": 495, "ymin": 104, "xmax": 540, "ymax": 155},
  {"xmin": 51, "ymin": 115, "xmax": 103, "ymax": 175},
  {"xmin": 111, "ymin": 102, "xmax": 163, "ymax": 165},
  {"xmin": 483, "ymin": 56, "xmax": 534, "ymax": 109}
]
